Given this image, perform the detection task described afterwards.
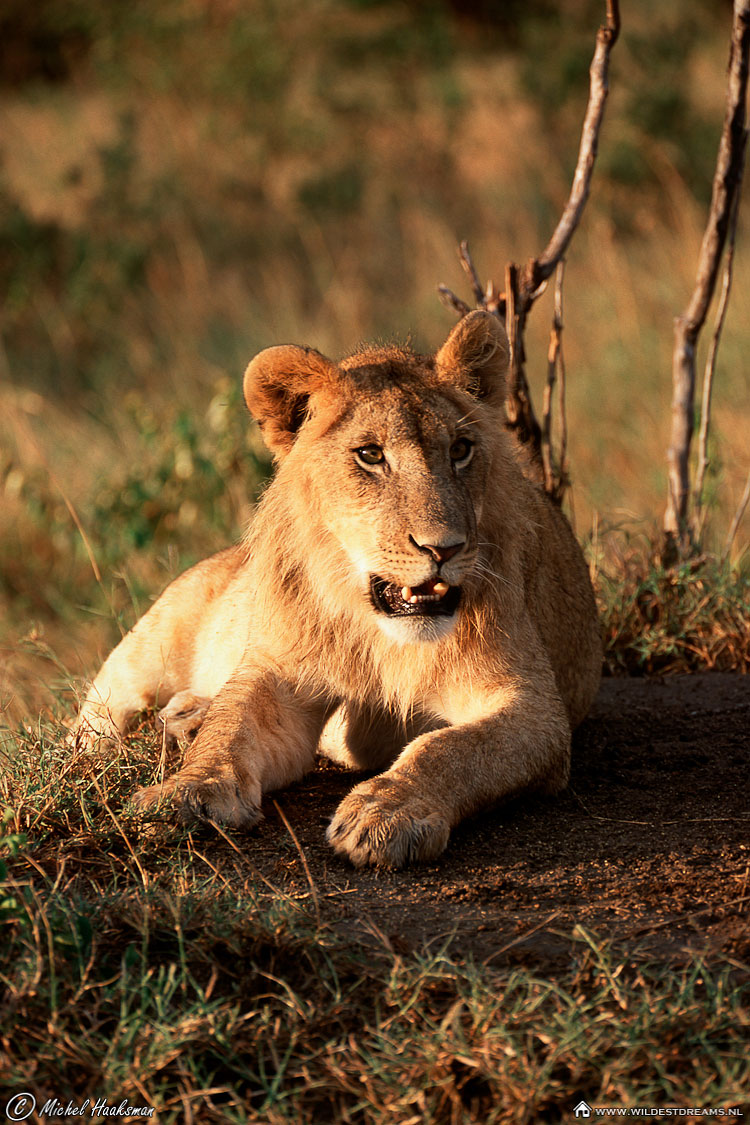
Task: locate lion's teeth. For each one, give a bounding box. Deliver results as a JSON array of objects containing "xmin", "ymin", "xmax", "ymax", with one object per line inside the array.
[{"xmin": 400, "ymin": 582, "xmax": 449, "ymax": 605}]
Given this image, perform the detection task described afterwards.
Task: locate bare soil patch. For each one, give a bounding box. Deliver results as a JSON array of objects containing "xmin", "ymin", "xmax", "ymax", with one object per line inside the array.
[{"xmin": 204, "ymin": 674, "xmax": 750, "ymax": 969}]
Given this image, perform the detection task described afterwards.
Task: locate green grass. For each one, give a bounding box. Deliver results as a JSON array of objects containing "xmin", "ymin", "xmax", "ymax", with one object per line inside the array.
[
  {"xmin": 2, "ymin": 825, "xmax": 749, "ymax": 1119},
  {"xmin": 1, "ymin": 728, "xmax": 749, "ymax": 1120},
  {"xmin": 594, "ymin": 541, "xmax": 750, "ymax": 676}
]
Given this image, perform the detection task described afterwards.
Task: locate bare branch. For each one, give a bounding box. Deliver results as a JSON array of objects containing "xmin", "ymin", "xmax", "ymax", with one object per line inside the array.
[
  {"xmin": 435, "ymin": 0, "xmax": 620, "ymax": 494},
  {"xmin": 483, "ymin": 279, "xmax": 505, "ymax": 318},
  {"xmin": 542, "ymin": 261, "xmax": 566, "ymax": 495},
  {"xmin": 723, "ymin": 468, "xmax": 750, "ymax": 562},
  {"xmin": 437, "ymin": 285, "xmax": 471, "ymax": 318},
  {"xmin": 458, "ymin": 241, "xmax": 484, "ymax": 305},
  {"xmin": 693, "ymin": 132, "xmax": 747, "ymax": 530},
  {"xmin": 504, "ymin": 262, "xmax": 543, "ymax": 461},
  {"xmin": 525, "ymin": 0, "xmax": 621, "ymax": 294},
  {"xmin": 506, "ymin": 0, "xmax": 619, "ymax": 472},
  {"xmin": 556, "ymin": 263, "xmax": 569, "ymax": 496},
  {"xmin": 664, "ymin": 0, "xmax": 750, "ymax": 552}
]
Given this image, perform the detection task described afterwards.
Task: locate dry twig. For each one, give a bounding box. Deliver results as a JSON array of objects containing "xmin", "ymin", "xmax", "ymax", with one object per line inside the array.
[
  {"xmin": 664, "ymin": 0, "xmax": 750, "ymax": 555},
  {"xmin": 723, "ymin": 467, "xmax": 750, "ymax": 562},
  {"xmin": 437, "ymin": 284, "xmax": 470, "ymax": 317},
  {"xmin": 693, "ymin": 131, "xmax": 747, "ymax": 535},
  {"xmin": 542, "ymin": 261, "xmax": 568, "ymax": 499},
  {"xmin": 459, "ymin": 239, "xmax": 485, "ymax": 305},
  {"xmin": 438, "ymin": 0, "xmax": 620, "ymax": 499},
  {"xmin": 505, "ymin": 0, "xmax": 620, "ymax": 466}
]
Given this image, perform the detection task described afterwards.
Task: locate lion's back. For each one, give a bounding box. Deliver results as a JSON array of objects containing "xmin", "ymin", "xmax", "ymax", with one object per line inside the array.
[{"xmin": 520, "ymin": 485, "xmax": 602, "ymax": 727}]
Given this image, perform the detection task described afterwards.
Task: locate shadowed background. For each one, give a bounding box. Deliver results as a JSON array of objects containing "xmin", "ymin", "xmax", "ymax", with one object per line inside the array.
[{"xmin": 1, "ymin": 0, "xmax": 748, "ymax": 720}]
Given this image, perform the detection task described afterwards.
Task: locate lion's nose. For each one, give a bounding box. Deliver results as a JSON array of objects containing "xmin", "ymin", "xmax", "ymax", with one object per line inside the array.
[{"xmin": 411, "ymin": 538, "xmax": 466, "ymax": 565}]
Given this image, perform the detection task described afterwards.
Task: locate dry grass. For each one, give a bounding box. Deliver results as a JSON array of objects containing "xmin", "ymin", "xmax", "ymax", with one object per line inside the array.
[
  {"xmin": 592, "ymin": 539, "xmax": 750, "ymax": 676},
  {"xmin": 1, "ymin": 725, "xmax": 748, "ymax": 1121}
]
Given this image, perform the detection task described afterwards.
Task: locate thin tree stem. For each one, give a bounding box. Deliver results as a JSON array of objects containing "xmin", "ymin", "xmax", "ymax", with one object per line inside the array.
[
  {"xmin": 664, "ymin": 0, "xmax": 750, "ymax": 553},
  {"xmin": 693, "ymin": 130, "xmax": 747, "ymax": 532},
  {"xmin": 723, "ymin": 468, "xmax": 750, "ymax": 562}
]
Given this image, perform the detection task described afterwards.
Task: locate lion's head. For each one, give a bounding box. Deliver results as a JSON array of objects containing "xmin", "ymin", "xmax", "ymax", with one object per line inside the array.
[{"xmin": 243, "ymin": 310, "xmax": 511, "ymax": 645}]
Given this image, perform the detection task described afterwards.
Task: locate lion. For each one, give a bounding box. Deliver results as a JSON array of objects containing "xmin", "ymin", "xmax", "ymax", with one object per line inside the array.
[{"xmin": 73, "ymin": 310, "xmax": 602, "ymax": 867}]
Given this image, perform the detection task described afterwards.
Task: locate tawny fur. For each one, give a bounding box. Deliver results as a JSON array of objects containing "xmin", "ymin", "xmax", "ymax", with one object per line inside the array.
[{"xmin": 73, "ymin": 310, "xmax": 602, "ymax": 867}]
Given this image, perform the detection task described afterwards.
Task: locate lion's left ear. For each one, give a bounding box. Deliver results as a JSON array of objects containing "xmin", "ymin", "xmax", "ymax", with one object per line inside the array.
[
  {"xmin": 435, "ymin": 309, "xmax": 509, "ymax": 407},
  {"xmin": 243, "ymin": 344, "xmax": 339, "ymax": 458}
]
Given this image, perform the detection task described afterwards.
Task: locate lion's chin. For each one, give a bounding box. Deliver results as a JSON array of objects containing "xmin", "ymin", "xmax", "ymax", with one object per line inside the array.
[{"xmin": 374, "ymin": 612, "xmax": 458, "ymax": 646}]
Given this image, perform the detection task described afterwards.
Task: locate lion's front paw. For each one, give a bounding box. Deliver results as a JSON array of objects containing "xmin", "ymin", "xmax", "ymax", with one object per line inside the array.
[
  {"xmin": 326, "ymin": 775, "xmax": 450, "ymax": 868},
  {"xmin": 132, "ymin": 771, "xmax": 261, "ymax": 829}
]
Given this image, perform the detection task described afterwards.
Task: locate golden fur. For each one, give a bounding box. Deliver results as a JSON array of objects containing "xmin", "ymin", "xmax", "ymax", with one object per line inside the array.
[{"xmin": 73, "ymin": 310, "xmax": 602, "ymax": 867}]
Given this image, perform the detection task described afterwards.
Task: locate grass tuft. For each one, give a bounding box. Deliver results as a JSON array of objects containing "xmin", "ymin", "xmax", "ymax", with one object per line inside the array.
[{"xmin": 595, "ymin": 544, "xmax": 750, "ymax": 676}]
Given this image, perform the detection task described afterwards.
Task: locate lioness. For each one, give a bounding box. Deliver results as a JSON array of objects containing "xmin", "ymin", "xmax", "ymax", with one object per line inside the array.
[{"xmin": 74, "ymin": 310, "xmax": 601, "ymax": 867}]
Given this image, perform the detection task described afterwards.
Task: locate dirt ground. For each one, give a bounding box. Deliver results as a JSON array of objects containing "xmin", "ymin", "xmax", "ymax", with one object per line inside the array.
[{"xmin": 211, "ymin": 673, "xmax": 749, "ymax": 968}]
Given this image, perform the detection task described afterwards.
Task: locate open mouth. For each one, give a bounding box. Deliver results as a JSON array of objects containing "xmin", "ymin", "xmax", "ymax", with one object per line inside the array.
[{"xmin": 369, "ymin": 575, "xmax": 461, "ymax": 618}]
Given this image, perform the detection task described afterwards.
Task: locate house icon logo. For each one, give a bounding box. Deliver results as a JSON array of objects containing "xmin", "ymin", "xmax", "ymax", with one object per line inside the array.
[{"xmin": 573, "ymin": 1102, "xmax": 592, "ymax": 1119}]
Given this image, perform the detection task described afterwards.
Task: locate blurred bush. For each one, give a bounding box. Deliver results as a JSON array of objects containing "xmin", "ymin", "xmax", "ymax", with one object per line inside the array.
[
  {"xmin": 0, "ymin": 0, "xmax": 94, "ymax": 86},
  {"xmin": 1, "ymin": 0, "xmax": 748, "ymax": 717}
]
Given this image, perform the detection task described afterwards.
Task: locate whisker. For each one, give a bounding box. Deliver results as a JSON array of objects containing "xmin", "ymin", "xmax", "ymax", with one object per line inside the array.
[
  {"xmin": 471, "ymin": 560, "xmax": 520, "ymax": 593},
  {"xmin": 454, "ymin": 412, "xmax": 481, "ymax": 429}
]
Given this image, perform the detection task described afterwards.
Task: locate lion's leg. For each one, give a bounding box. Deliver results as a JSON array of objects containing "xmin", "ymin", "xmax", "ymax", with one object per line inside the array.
[
  {"xmin": 73, "ymin": 548, "xmax": 245, "ymax": 748},
  {"xmin": 327, "ymin": 681, "xmax": 570, "ymax": 868},
  {"xmin": 73, "ymin": 632, "xmax": 184, "ymax": 747},
  {"xmin": 134, "ymin": 664, "xmax": 333, "ymax": 827},
  {"xmin": 318, "ymin": 703, "xmax": 443, "ymax": 772}
]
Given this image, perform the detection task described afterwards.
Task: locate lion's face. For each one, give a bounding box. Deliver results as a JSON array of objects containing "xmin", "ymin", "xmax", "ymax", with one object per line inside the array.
[
  {"xmin": 244, "ymin": 311, "xmax": 510, "ymax": 644},
  {"xmin": 301, "ymin": 376, "xmax": 490, "ymax": 643}
]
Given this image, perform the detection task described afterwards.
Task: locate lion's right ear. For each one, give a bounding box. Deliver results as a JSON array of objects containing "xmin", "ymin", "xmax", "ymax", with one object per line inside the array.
[{"xmin": 243, "ymin": 345, "xmax": 339, "ymax": 458}]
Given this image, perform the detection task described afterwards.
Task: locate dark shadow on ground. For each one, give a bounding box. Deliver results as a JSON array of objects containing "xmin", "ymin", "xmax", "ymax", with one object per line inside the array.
[{"xmin": 195, "ymin": 674, "xmax": 750, "ymax": 969}]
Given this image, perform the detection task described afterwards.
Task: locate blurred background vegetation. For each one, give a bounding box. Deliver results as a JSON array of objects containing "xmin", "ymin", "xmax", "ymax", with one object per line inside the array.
[{"xmin": 1, "ymin": 0, "xmax": 749, "ymax": 722}]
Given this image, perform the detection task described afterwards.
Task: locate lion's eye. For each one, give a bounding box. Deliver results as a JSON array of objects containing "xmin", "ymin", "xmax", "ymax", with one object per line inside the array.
[
  {"xmin": 450, "ymin": 437, "xmax": 474, "ymax": 467},
  {"xmin": 355, "ymin": 444, "xmax": 385, "ymax": 467}
]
